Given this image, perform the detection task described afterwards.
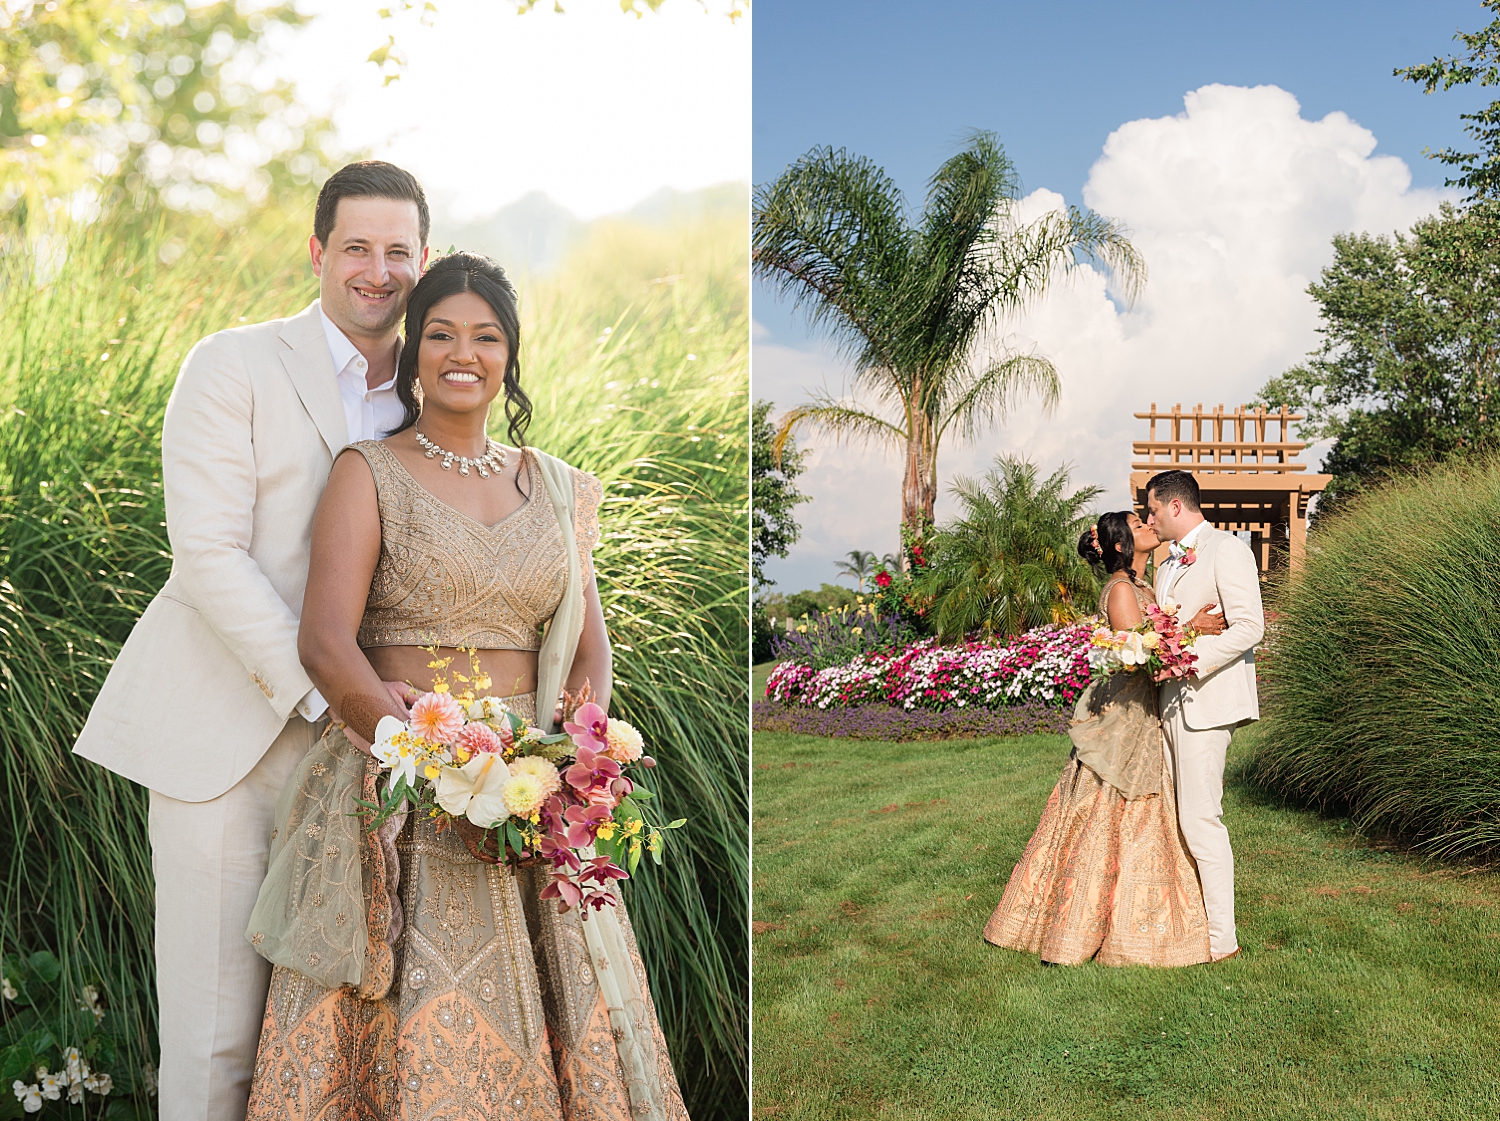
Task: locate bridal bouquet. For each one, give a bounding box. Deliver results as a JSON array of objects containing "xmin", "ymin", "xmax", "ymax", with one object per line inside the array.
[
  {"xmin": 1087, "ymin": 603, "xmax": 1199, "ymax": 681},
  {"xmin": 360, "ymin": 653, "xmax": 684, "ymax": 913}
]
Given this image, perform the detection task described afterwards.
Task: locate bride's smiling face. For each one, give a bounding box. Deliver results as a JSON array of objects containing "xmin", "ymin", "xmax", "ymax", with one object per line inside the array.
[
  {"xmin": 415, "ymin": 291, "xmax": 509, "ymax": 419},
  {"xmin": 1127, "ymin": 512, "xmax": 1160, "ymax": 556}
]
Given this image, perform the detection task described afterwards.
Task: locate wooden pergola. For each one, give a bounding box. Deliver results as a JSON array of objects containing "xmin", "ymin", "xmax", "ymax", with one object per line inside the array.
[{"xmin": 1130, "ymin": 403, "xmax": 1330, "ymax": 575}]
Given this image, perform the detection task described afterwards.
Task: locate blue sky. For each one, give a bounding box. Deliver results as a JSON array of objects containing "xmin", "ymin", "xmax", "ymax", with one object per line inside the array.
[{"xmin": 754, "ymin": 0, "xmax": 1488, "ymax": 591}]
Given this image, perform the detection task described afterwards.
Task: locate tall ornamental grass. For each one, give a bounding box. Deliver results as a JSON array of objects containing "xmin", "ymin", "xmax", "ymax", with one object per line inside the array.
[
  {"xmin": 1244, "ymin": 456, "xmax": 1500, "ymax": 860},
  {"xmin": 0, "ymin": 205, "xmax": 748, "ymax": 1117}
]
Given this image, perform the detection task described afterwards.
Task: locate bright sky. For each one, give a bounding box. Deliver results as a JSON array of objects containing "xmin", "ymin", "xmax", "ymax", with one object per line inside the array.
[
  {"xmin": 754, "ymin": 0, "xmax": 1491, "ymax": 591},
  {"xmin": 272, "ymin": 0, "xmax": 750, "ymax": 220}
]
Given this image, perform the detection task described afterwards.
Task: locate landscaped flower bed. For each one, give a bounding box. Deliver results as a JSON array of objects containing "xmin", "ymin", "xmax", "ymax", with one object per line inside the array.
[{"xmin": 764, "ymin": 622, "xmax": 1097, "ymax": 713}]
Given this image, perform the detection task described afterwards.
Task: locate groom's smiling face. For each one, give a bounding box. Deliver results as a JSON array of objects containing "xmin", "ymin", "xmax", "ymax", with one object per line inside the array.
[{"xmin": 310, "ymin": 196, "xmax": 426, "ymax": 340}]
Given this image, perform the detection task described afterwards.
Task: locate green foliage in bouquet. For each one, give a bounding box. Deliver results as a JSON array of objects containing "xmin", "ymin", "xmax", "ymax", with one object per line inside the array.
[
  {"xmin": 0, "ymin": 203, "xmax": 748, "ymax": 1118},
  {"xmin": 1243, "ymin": 455, "xmax": 1500, "ymax": 859}
]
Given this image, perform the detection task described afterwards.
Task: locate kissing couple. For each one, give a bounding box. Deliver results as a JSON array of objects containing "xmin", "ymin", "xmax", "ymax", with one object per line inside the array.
[
  {"xmin": 984, "ymin": 469, "xmax": 1264, "ymax": 966},
  {"xmin": 75, "ymin": 161, "xmax": 688, "ymax": 1119}
]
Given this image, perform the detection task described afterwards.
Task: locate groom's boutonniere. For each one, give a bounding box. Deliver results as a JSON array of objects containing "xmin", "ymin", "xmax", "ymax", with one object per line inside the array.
[{"xmin": 1179, "ymin": 546, "xmax": 1197, "ymax": 568}]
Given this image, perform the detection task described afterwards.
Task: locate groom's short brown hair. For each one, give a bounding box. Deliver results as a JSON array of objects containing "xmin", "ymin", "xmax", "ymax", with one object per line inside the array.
[
  {"xmin": 314, "ymin": 160, "xmax": 430, "ymax": 247},
  {"xmin": 1146, "ymin": 469, "xmax": 1201, "ymax": 512}
]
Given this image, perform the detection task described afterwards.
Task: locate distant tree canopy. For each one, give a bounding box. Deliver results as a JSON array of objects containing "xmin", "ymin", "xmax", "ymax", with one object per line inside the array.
[
  {"xmin": 0, "ymin": 0, "xmax": 340, "ymax": 226},
  {"xmin": 1259, "ymin": 203, "xmax": 1500, "ymax": 514},
  {"xmin": 1397, "ymin": 0, "xmax": 1500, "ymax": 201},
  {"xmin": 751, "ymin": 399, "xmax": 809, "ymax": 587}
]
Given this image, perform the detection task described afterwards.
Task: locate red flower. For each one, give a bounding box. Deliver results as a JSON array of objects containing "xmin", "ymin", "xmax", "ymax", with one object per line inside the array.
[{"xmin": 875, "ymin": 570, "xmax": 893, "ymax": 588}]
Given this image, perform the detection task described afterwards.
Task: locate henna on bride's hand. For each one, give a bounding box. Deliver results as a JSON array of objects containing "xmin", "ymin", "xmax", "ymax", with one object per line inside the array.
[{"xmin": 340, "ymin": 692, "xmax": 393, "ymax": 743}]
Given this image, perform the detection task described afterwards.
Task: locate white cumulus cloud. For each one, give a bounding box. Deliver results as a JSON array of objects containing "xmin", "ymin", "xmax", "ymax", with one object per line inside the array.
[{"xmin": 757, "ymin": 83, "xmax": 1456, "ymax": 590}]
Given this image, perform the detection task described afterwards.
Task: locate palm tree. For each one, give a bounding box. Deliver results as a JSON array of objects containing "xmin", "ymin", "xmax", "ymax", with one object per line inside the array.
[
  {"xmin": 833, "ymin": 548, "xmax": 877, "ymax": 590},
  {"xmin": 916, "ymin": 457, "xmax": 1102, "ymax": 640},
  {"xmin": 754, "ymin": 132, "xmax": 1143, "ymax": 539}
]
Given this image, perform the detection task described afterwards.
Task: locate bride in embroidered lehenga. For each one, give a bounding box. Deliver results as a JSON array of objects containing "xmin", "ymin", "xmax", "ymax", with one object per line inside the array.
[
  {"xmin": 983, "ymin": 511, "xmax": 1221, "ymax": 968},
  {"xmin": 242, "ymin": 252, "xmax": 688, "ymax": 1119}
]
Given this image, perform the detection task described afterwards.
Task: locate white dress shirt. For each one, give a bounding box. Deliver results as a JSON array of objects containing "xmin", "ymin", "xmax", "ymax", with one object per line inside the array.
[
  {"xmin": 319, "ymin": 301, "xmax": 406, "ymax": 444},
  {"xmin": 1159, "ymin": 519, "xmax": 1209, "ymax": 598},
  {"xmin": 295, "ymin": 304, "xmax": 405, "ymax": 722}
]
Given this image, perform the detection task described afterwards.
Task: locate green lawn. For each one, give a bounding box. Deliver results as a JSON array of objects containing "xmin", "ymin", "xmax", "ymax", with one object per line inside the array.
[
  {"xmin": 752, "ymin": 660, "xmax": 774, "ymax": 700},
  {"xmin": 751, "ymin": 728, "xmax": 1500, "ymax": 1120}
]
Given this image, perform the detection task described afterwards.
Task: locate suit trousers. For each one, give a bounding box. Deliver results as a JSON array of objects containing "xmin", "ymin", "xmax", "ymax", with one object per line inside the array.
[
  {"xmin": 1160, "ymin": 689, "xmax": 1238, "ymax": 955},
  {"xmin": 148, "ymin": 716, "xmax": 318, "ymax": 1121}
]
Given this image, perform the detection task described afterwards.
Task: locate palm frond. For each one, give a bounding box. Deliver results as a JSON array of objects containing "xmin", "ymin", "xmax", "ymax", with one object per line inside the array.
[
  {"xmin": 987, "ymin": 204, "xmax": 1147, "ymax": 314},
  {"xmin": 771, "ymin": 396, "xmax": 908, "ymax": 465},
  {"xmin": 752, "ymin": 147, "xmax": 912, "ymax": 375},
  {"xmin": 937, "ymin": 351, "xmax": 1061, "ymax": 442}
]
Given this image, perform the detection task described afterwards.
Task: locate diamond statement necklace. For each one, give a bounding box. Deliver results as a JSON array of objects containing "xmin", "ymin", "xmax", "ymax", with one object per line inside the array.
[{"xmin": 414, "ymin": 429, "xmax": 509, "ymax": 478}]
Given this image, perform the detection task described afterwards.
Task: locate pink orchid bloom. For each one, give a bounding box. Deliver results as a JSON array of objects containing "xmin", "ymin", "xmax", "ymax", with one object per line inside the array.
[
  {"xmin": 581, "ymin": 855, "xmax": 629, "ymax": 884},
  {"xmin": 538, "ymin": 835, "xmax": 583, "ymax": 874},
  {"xmin": 583, "ymin": 889, "xmax": 618, "ymax": 912},
  {"xmin": 540, "ymin": 877, "xmax": 583, "ymax": 911},
  {"xmin": 564, "ymin": 747, "xmax": 622, "ymax": 795},
  {"xmin": 563, "ymin": 803, "xmax": 612, "ymax": 846},
  {"xmin": 563, "ymin": 702, "xmax": 609, "ymax": 753}
]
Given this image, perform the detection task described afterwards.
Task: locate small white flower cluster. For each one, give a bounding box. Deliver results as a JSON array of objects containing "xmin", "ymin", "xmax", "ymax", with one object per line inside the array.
[
  {"xmin": 11, "ymin": 1048, "xmax": 112, "ymax": 1113},
  {"xmin": 1, "ymin": 975, "xmax": 15, "ymax": 1000},
  {"xmin": 79, "ymin": 984, "xmax": 105, "ymax": 1025}
]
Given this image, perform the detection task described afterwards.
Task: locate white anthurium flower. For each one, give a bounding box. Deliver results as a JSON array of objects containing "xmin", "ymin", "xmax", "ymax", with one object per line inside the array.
[
  {"xmin": 435, "ymin": 752, "xmax": 512, "ymax": 828},
  {"xmin": 371, "ymin": 718, "xmax": 419, "ymax": 789},
  {"xmin": 1118, "ymin": 632, "xmax": 1149, "ymax": 667}
]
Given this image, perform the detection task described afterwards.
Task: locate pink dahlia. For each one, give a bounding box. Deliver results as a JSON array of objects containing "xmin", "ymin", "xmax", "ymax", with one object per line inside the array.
[
  {"xmin": 456, "ymin": 722, "xmax": 502, "ymax": 756},
  {"xmin": 410, "ymin": 691, "xmax": 465, "ymax": 745}
]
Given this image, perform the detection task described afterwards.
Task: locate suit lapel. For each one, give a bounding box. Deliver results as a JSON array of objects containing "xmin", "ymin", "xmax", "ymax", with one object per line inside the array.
[
  {"xmin": 278, "ymin": 301, "xmax": 348, "ymax": 460},
  {"xmin": 1172, "ymin": 527, "xmax": 1220, "ymax": 602}
]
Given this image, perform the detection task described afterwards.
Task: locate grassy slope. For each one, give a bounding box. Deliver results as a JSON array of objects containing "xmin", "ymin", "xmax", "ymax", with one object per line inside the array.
[{"xmin": 752, "ymin": 729, "xmax": 1500, "ymax": 1120}]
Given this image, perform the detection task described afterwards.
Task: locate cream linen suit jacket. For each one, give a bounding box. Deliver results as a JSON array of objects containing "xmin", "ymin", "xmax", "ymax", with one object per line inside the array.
[
  {"xmin": 1155, "ymin": 525, "xmax": 1264, "ymax": 731},
  {"xmin": 74, "ymin": 301, "xmax": 347, "ymax": 802}
]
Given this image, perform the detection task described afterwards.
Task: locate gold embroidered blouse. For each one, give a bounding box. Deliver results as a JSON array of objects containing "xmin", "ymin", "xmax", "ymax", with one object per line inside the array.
[{"xmin": 346, "ymin": 440, "xmax": 602, "ymax": 652}]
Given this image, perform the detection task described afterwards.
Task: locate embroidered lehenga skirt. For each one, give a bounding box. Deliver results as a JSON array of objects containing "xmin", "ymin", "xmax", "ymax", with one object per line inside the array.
[
  {"xmin": 983, "ymin": 673, "xmax": 1211, "ymax": 967},
  {"xmin": 245, "ymin": 695, "xmax": 689, "ymax": 1120}
]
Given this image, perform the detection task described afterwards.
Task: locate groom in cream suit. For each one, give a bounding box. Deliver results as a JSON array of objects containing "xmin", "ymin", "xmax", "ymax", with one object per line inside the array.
[
  {"xmin": 1146, "ymin": 469, "xmax": 1264, "ymax": 962},
  {"xmin": 74, "ymin": 162, "xmax": 429, "ymax": 1120}
]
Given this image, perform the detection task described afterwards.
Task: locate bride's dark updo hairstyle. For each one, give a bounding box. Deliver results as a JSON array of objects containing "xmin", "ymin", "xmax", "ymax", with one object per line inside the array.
[
  {"xmin": 1078, "ymin": 510, "xmax": 1135, "ymax": 575},
  {"xmin": 393, "ymin": 251, "xmax": 533, "ymax": 448}
]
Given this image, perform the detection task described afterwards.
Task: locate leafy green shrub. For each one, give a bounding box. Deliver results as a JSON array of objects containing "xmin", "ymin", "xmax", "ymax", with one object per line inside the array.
[
  {"xmin": 1, "ymin": 950, "xmax": 151, "ymax": 1119},
  {"xmin": 916, "ymin": 457, "xmax": 1100, "ymax": 640},
  {"xmin": 1243, "ymin": 456, "xmax": 1500, "ymax": 858}
]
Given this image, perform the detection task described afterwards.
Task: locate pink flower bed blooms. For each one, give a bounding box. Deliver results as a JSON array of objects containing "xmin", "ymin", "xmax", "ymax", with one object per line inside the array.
[{"xmin": 765, "ymin": 622, "xmax": 1097, "ymax": 712}]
